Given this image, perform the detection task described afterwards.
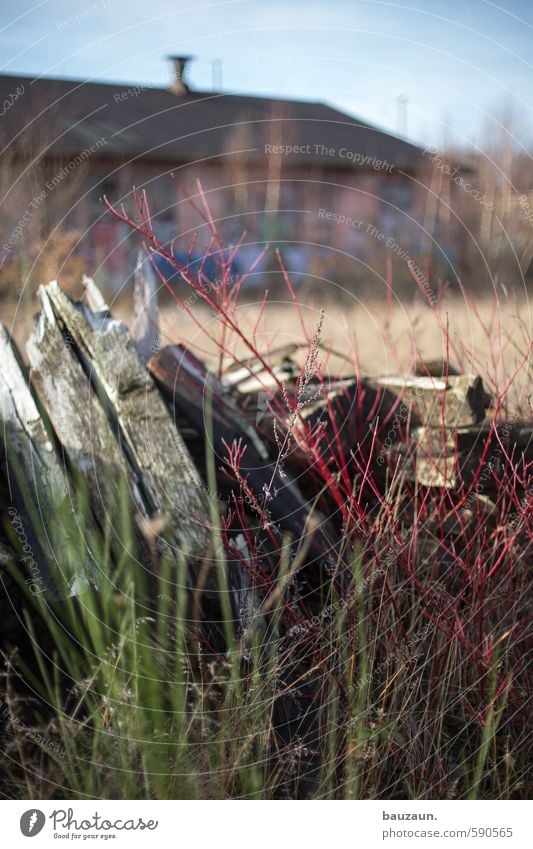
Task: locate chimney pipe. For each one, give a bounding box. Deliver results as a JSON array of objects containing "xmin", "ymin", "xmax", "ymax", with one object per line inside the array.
[{"xmin": 167, "ymin": 55, "xmax": 193, "ymax": 94}]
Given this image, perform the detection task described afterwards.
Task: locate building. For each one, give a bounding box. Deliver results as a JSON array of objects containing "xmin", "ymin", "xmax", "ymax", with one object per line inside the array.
[{"xmin": 0, "ymin": 58, "xmax": 432, "ymax": 294}]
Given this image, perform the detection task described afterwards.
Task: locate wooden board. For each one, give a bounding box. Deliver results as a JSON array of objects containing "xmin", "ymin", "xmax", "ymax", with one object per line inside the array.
[
  {"xmin": 0, "ymin": 323, "xmax": 68, "ymax": 507},
  {"xmin": 376, "ymin": 373, "xmax": 492, "ymax": 428},
  {"xmin": 0, "ymin": 324, "xmax": 79, "ymax": 596},
  {"xmin": 40, "ymin": 281, "xmax": 210, "ymax": 559}
]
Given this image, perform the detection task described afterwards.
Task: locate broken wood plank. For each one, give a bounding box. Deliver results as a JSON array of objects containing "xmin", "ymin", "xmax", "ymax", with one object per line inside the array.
[
  {"xmin": 82, "ymin": 274, "xmax": 109, "ymax": 312},
  {"xmin": 412, "ymin": 426, "xmax": 459, "ymax": 488},
  {"xmin": 0, "ymin": 324, "xmax": 82, "ymax": 596},
  {"xmin": 376, "ymin": 373, "xmax": 492, "ymax": 427},
  {"xmin": 26, "ymin": 283, "xmax": 149, "ymax": 540},
  {"xmin": 132, "ymin": 252, "xmax": 159, "ymax": 363},
  {"xmin": 0, "ymin": 323, "xmax": 68, "ymax": 507},
  {"xmin": 223, "ymin": 343, "xmax": 300, "ymax": 393},
  {"xmin": 42, "ymin": 281, "xmax": 210, "ymax": 559}
]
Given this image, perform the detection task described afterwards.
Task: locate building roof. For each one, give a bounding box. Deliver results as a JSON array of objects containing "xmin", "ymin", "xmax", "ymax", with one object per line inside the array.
[{"xmin": 0, "ymin": 72, "xmax": 426, "ymax": 172}]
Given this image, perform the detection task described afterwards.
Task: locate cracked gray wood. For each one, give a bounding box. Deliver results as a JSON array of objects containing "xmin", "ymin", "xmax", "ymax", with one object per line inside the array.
[
  {"xmin": 41, "ymin": 280, "xmax": 209, "ymax": 559},
  {"xmin": 26, "ymin": 284, "xmax": 148, "ymax": 546},
  {"xmin": 0, "ymin": 323, "xmax": 68, "ymax": 506},
  {"xmin": 0, "ymin": 323, "xmax": 80, "ymax": 594},
  {"xmin": 132, "ymin": 251, "xmax": 159, "ymax": 363}
]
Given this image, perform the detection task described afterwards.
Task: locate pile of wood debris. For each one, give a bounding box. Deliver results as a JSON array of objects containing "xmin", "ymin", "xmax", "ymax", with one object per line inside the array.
[
  {"xmin": 1, "ymin": 273, "xmax": 531, "ymax": 798},
  {"xmin": 1, "ymin": 276, "xmax": 531, "ymax": 636}
]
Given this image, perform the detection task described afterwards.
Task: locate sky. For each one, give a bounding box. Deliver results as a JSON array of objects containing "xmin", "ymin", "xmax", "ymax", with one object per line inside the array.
[{"xmin": 1, "ymin": 0, "xmax": 532, "ymax": 149}]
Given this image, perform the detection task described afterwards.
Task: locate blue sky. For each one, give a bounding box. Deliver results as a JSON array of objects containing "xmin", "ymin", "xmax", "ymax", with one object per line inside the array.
[{"xmin": 1, "ymin": 0, "xmax": 532, "ymax": 148}]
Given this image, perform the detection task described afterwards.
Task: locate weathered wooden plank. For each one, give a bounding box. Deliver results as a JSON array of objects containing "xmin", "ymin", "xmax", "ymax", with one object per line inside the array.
[
  {"xmin": 0, "ymin": 323, "xmax": 68, "ymax": 506},
  {"xmin": 132, "ymin": 251, "xmax": 159, "ymax": 363},
  {"xmin": 0, "ymin": 324, "xmax": 82, "ymax": 596},
  {"xmin": 412, "ymin": 426, "xmax": 459, "ymax": 488},
  {"xmin": 82, "ymin": 274, "xmax": 109, "ymax": 312},
  {"xmin": 26, "ymin": 283, "xmax": 148, "ymax": 533},
  {"xmin": 224, "ymin": 344, "xmax": 300, "ymax": 393},
  {"xmin": 376, "ymin": 373, "xmax": 492, "ymax": 427},
  {"xmin": 43, "ymin": 281, "xmax": 209, "ymax": 558}
]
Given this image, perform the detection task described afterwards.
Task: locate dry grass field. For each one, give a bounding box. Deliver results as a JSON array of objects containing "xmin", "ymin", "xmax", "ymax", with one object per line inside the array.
[
  {"xmin": 155, "ymin": 295, "xmax": 530, "ymax": 370},
  {"xmin": 146, "ymin": 294, "xmax": 531, "ymax": 413}
]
